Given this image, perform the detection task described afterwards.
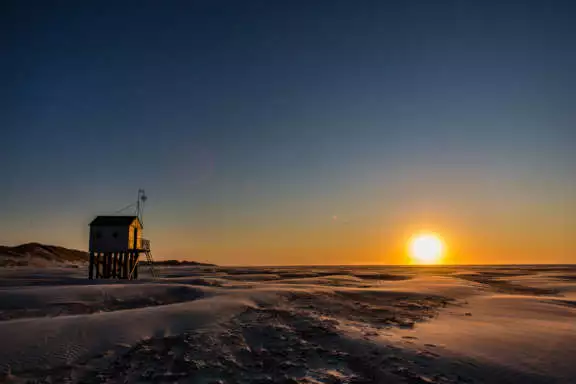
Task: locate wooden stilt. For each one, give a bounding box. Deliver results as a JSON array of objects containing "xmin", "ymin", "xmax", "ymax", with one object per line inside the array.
[
  {"xmin": 128, "ymin": 252, "xmax": 135, "ymax": 280},
  {"xmin": 123, "ymin": 252, "xmax": 127, "ymax": 279},
  {"xmin": 112, "ymin": 253, "xmax": 117, "ymax": 278},
  {"xmin": 120, "ymin": 252, "xmax": 126, "ymax": 279},
  {"xmin": 125, "ymin": 252, "xmax": 129, "ymax": 279},
  {"xmin": 122, "ymin": 252, "xmax": 127, "ymax": 279},
  {"xmin": 127, "ymin": 253, "xmax": 132, "ymax": 279},
  {"xmin": 118, "ymin": 253, "xmax": 123, "ymax": 279},
  {"xmin": 89, "ymin": 252, "xmax": 94, "ymax": 280},
  {"xmin": 95, "ymin": 253, "xmax": 100, "ymax": 278}
]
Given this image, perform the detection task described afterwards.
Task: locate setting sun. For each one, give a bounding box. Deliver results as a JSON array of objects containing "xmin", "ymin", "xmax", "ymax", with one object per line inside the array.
[{"xmin": 408, "ymin": 233, "xmax": 445, "ymax": 264}]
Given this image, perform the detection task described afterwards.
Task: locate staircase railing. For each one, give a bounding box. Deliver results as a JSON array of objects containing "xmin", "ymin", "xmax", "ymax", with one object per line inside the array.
[{"xmin": 141, "ymin": 238, "xmax": 151, "ymax": 251}]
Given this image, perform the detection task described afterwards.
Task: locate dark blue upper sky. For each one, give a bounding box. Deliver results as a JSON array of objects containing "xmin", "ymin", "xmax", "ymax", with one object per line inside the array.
[{"xmin": 1, "ymin": 0, "xmax": 575, "ymax": 264}]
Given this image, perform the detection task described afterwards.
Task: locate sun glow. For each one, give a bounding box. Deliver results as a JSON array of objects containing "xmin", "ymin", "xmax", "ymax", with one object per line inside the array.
[{"xmin": 408, "ymin": 233, "xmax": 445, "ymax": 264}]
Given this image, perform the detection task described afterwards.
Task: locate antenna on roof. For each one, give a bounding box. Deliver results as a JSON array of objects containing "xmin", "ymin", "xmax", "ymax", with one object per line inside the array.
[{"xmin": 136, "ymin": 189, "xmax": 147, "ymax": 225}]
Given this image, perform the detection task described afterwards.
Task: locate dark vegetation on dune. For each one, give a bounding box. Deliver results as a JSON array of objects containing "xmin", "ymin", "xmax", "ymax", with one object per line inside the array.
[
  {"xmin": 0, "ymin": 243, "xmax": 216, "ymax": 268},
  {"xmin": 0, "ymin": 243, "xmax": 89, "ymax": 266}
]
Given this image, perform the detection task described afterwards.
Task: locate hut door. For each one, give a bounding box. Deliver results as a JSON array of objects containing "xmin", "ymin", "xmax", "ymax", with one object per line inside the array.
[{"xmin": 133, "ymin": 227, "xmax": 138, "ymax": 249}]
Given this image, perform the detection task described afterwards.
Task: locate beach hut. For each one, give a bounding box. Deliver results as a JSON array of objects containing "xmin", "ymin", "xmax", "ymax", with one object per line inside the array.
[{"xmin": 88, "ymin": 191, "xmax": 156, "ymax": 279}]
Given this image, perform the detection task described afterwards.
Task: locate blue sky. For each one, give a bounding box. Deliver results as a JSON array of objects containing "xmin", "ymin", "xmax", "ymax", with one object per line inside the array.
[{"xmin": 1, "ymin": 0, "xmax": 574, "ymax": 264}]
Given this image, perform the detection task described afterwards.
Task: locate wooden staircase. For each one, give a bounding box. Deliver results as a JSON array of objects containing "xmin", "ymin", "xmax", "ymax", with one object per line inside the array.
[
  {"xmin": 144, "ymin": 250, "xmax": 158, "ymax": 278},
  {"xmin": 127, "ymin": 239, "xmax": 158, "ymax": 279}
]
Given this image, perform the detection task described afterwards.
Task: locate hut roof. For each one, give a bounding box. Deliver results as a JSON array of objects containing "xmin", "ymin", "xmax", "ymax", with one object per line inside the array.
[{"xmin": 89, "ymin": 216, "xmax": 142, "ymax": 227}]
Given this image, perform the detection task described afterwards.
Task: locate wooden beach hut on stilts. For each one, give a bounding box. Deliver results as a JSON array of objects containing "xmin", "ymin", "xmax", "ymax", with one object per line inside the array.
[{"xmin": 88, "ymin": 190, "xmax": 157, "ymax": 280}]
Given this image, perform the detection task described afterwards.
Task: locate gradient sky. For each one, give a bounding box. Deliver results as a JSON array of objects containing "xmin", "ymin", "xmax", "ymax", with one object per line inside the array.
[{"xmin": 1, "ymin": 0, "xmax": 575, "ymax": 265}]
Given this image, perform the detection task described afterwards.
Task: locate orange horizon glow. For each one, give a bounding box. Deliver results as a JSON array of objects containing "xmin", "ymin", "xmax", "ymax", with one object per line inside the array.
[{"xmin": 2, "ymin": 207, "xmax": 573, "ymax": 266}]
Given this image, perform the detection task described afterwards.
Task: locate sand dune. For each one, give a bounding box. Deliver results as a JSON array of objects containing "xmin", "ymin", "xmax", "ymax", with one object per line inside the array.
[
  {"xmin": 0, "ymin": 243, "xmax": 89, "ymax": 267},
  {"xmin": 0, "ymin": 265, "xmax": 574, "ymax": 383}
]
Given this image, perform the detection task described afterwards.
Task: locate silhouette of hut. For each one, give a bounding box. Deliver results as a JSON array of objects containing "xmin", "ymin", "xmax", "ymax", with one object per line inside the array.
[{"xmin": 88, "ymin": 215, "xmax": 153, "ymax": 279}]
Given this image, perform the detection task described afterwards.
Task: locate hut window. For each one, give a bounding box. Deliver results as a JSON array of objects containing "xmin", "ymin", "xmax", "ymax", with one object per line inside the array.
[{"xmin": 112, "ymin": 232, "xmax": 118, "ymax": 239}]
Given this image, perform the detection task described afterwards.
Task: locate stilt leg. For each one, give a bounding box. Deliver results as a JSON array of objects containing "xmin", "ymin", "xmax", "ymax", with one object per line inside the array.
[
  {"xmin": 118, "ymin": 253, "xmax": 123, "ymax": 279},
  {"xmin": 123, "ymin": 252, "xmax": 127, "ymax": 279},
  {"xmin": 128, "ymin": 253, "xmax": 132, "ymax": 280},
  {"xmin": 89, "ymin": 252, "xmax": 94, "ymax": 279},
  {"xmin": 122, "ymin": 253, "xmax": 127, "ymax": 279}
]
